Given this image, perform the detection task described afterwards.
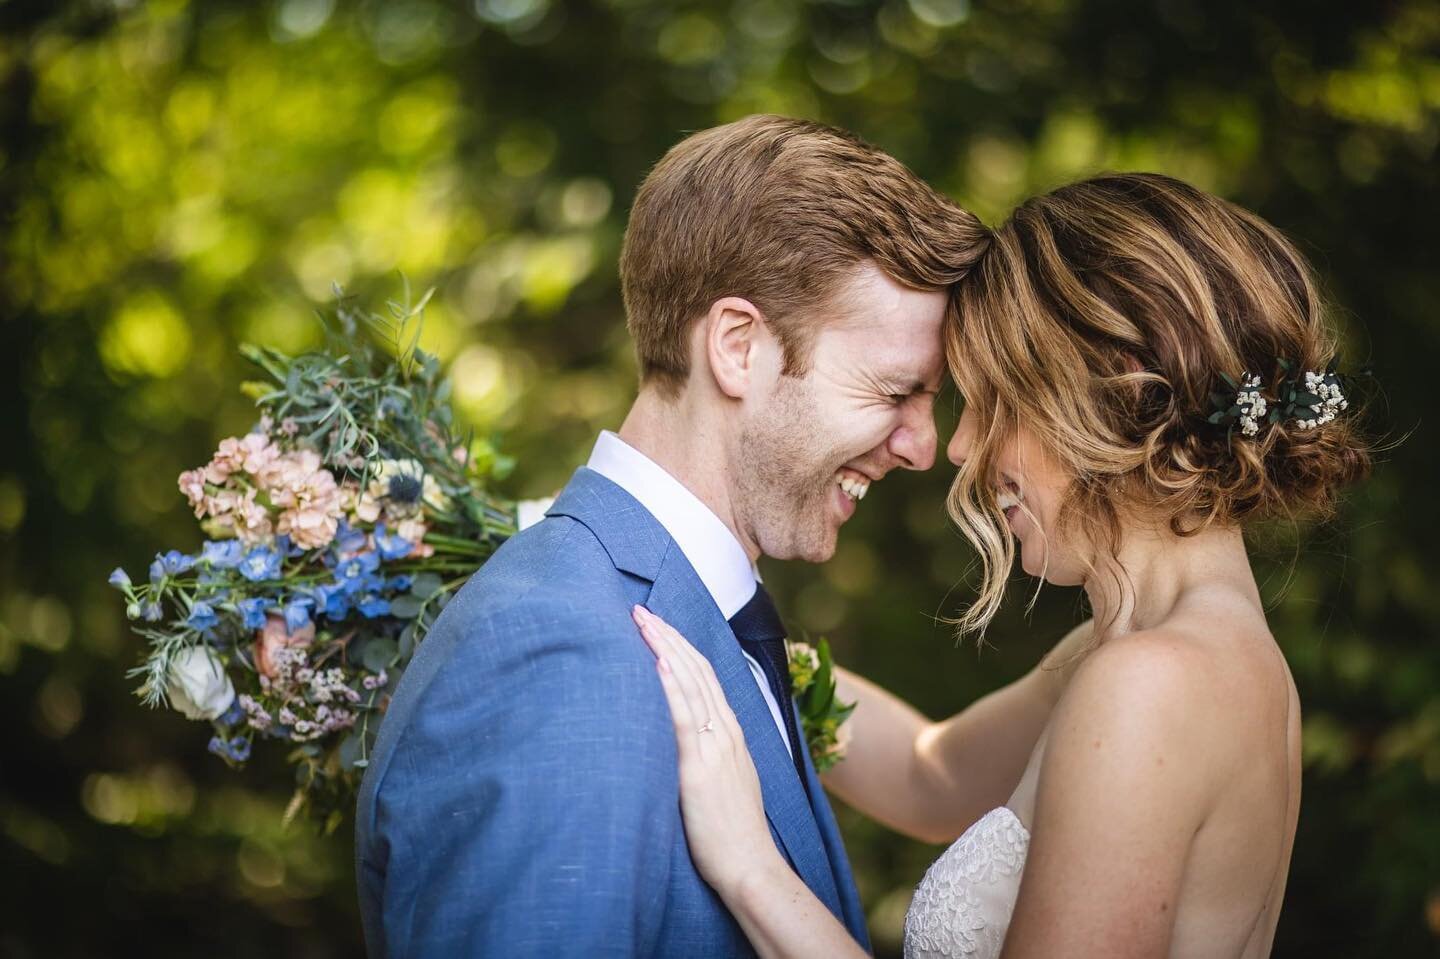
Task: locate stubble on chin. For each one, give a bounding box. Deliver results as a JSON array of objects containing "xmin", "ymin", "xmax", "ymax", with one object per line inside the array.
[{"xmin": 734, "ymin": 378, "xmax": 846, "ymax": 564}]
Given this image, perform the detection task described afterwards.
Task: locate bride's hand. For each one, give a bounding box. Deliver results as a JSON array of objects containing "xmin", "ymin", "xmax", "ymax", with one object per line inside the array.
[{"xmin": 631, "ymin": 605, "xmax": 783, "ymax": 898}]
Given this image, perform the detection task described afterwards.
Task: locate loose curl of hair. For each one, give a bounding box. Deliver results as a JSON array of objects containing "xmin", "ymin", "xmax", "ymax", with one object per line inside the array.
[{"xmin": 947, "ymin": 172, "xmax": 1370, "ymax": 636}]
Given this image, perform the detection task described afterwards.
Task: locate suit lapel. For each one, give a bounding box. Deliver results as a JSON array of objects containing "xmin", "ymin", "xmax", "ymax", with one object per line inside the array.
[
  {"xmin": 549, "ymin": 468, "xmax": 846, "ymax": 924},
  {"xmin": 645, "ymin": 546, "xmax": 843, "ymax": 921}
]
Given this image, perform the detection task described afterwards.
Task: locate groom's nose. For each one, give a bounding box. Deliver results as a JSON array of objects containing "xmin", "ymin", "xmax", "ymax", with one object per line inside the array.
[{"xmin": 887, "ymin": 403, "xmax": 938, "ymax": 471}]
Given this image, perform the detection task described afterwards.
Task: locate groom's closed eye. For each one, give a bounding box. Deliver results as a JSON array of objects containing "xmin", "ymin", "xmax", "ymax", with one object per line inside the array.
[{"xmin": 886, "ymin": 384, "xmax": 939, "ymax": 405}]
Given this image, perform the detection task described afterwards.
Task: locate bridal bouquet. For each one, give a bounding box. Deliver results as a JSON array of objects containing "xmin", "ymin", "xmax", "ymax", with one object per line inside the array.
[{"xmin": 109, "ymin": 289, "xmax": 851, "ymax": 830}]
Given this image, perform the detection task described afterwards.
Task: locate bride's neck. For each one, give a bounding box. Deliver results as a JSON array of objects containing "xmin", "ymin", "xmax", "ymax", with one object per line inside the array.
[{"xmin": 1082, "ymin": 520, "xmax": 1258, "ymax": 640}]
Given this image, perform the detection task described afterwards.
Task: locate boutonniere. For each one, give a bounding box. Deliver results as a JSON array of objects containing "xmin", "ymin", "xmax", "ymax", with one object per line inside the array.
[{"xmin": 787, "ymin": 638, "xmax": 856, "ymax": 773}]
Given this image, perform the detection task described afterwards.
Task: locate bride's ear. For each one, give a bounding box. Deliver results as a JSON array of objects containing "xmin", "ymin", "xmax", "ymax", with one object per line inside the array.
[
  {"xmin": 703, "ymin": 296, "xmax": 769, "ymax": 400},
  {"xmin": 1117, "ymin": 351, "xmax": 1160, "ymax": 403}
]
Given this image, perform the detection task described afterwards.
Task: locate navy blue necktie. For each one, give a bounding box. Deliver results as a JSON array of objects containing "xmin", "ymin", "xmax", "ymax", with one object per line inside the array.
[{"xmin": 728, "ymin": 584, "xmax": 807, "ymax": 785}]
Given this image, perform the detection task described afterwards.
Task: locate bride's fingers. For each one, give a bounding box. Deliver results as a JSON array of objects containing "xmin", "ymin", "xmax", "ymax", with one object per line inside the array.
[
  {"xmin": 633, "ymin": 607, "xmax": 721, "ymax": 758},
  {"xmin": 635, "ymin": 608, "xmax": 737, "ymax": 753},
  {"xmin": 652, "ymin": 651, "xmax": 701, "ymax": 752}
]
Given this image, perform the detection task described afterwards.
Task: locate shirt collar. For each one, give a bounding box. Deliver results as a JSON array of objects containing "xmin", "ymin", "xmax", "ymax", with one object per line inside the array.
[{"xmin": 586, "ymin": 430, "xmax": 758, "ymax": 619}]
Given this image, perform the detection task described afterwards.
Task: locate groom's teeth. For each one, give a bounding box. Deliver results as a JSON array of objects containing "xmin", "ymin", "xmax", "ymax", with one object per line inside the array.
[{"xmin": 837, "ymin": 474, "xmax": 870, "ymax": 502}]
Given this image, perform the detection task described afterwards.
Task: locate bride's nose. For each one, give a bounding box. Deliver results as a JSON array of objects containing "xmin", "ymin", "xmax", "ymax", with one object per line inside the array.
[{"xmin": 946, "ymin": 407, "xmax": 977, "ymax": 468}]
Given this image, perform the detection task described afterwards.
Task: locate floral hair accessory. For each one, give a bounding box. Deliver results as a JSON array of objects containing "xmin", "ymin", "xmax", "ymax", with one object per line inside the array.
[
  {"xmin": 1290, "ymin": 367, "xmax": 1349, "ymax": 431},
  {"xmin": 1207, "ymin": 358, "xmax": 1359, "ymax": 439}
]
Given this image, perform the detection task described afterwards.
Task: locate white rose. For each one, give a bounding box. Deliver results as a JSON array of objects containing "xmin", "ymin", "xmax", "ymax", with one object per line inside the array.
[
  {"xmin": 516, "ymin": 496, "xmax": 557, "ymax": 531},
  {"xmin": 166, "ymin": 646, "xmax": 236, "ymax": 721}
]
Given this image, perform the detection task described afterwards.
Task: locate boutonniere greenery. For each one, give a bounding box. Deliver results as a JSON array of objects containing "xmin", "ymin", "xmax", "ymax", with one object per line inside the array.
[{"xmin": 787, "ymin": 638, "xmax": 856, "ymax": 773}]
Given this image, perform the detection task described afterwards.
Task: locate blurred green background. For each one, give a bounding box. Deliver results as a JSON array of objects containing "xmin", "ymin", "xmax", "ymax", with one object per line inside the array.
[{"xmin": 2, "ymin": 0, "xmax": 1436, "ymax": 956}]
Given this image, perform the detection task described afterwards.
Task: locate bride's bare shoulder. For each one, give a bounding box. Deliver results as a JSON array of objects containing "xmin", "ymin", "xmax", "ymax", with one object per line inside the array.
[{"xmin": 1051, "ymin": 607, "xmax": 1288, "ymax": 774}]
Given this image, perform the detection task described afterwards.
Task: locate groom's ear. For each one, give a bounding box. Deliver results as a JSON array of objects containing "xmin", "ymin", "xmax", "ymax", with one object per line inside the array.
[{"xmin": 704, "ymin": 296, "xmax": 768, "ymax": 400}]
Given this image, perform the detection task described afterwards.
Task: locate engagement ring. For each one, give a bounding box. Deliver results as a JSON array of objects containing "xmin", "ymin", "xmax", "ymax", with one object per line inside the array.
[{"xmin": 697, "ymin": 720, "xmax": 715, "ymax": 734}]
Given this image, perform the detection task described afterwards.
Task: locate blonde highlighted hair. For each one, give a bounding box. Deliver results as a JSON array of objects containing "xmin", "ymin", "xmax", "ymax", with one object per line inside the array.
[{"xmin": 948, "ymin": 172, "xmax": 1369, "ymax": 635}]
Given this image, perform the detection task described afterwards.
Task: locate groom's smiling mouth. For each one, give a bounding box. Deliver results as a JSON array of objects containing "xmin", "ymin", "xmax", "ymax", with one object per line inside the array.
[{"xmin": 835, "ymin": 466, "xmax": 873, "ymax": 503}]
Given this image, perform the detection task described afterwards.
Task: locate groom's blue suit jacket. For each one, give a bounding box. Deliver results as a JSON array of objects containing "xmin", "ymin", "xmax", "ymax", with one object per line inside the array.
[{"xmin": 355, "ymin": 467, "xmax": 871, "ymax": 957}]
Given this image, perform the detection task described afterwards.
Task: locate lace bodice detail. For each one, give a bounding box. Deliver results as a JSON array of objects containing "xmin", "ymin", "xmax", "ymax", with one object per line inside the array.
[{"xmin": 903, "ymin": 807, "xmax": 1031, "ymax": 959}]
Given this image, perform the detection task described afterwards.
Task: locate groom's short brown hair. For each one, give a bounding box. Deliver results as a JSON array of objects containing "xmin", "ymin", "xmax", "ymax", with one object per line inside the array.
[{"xmin": 620, "ymin": 115, "xmax": 991, "ymax": 395}]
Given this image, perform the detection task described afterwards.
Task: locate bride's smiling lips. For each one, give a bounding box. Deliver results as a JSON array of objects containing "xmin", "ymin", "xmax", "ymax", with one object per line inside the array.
[{"xmin": 996, "ymin": 477, "xmax": 1024, "ymax": 527}]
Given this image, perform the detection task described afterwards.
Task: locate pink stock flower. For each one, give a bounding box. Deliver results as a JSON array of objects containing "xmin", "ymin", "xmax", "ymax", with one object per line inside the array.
[
  {"xmin": 231, "ymin": 488, "xmax": 275, "ymax": 544},
  {"xmin": 202, "ymin": 456, "xmax": 234, "ymax": 486},
  {"xmin": 262, "ymin": 450, "xmax": 343, "ymax": 550},
  {"xmin": 214, "ymin": 432, "xmax": 282, "ymax": 478},
  {"xmin": 178, "ymin": 468, "xmax": 207, "ymax": 516},
  {"xmin": 340, "ymin": 479, "xmax": 382, "ymax": 524},
  {"xmin": 254, "ymin": 613, "xmax": 315, "ymax": 680}
]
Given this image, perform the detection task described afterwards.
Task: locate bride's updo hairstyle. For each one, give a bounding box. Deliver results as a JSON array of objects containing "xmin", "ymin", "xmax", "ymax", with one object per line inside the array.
[{"xmin": 948, "ymin": 172, "xmax": 1369, "ymax": 634}]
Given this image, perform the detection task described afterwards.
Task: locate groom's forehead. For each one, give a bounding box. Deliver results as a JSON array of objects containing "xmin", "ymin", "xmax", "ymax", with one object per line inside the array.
[{"xmin": 820, "ymin": 324, "xmax": 945, "ymax": 390}]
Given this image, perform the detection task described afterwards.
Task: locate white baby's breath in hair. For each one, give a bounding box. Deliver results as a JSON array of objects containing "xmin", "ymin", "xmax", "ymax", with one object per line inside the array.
[
  {"xmin": 1236, "ymin": 373, "xmax": 1268, "ymax": 437},
  {"xmin": 1209, "ymin": 362, "xmax": 1358, "ymax": 439},
  {"xmin": 1293, "ymin": 370, "xmax": 1349, "ymax": 431}
]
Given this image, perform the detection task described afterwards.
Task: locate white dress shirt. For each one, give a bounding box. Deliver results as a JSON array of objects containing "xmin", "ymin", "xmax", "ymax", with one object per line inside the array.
[{"xmin": 587, "ymin": 430, "xmax": 793, "ymax": 757}]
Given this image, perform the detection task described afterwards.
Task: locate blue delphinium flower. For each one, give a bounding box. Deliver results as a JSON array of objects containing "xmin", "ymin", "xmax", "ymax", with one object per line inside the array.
[
  {"xmin": 333, "ymin": 519, "xmax": 367, "ymax": 555},
  {"xmin": 201, "ymin": 539, "xmax": 244, "ymax": 568},
  {"xmin": 217, "ymin": 697, "xmax": 245, "ymax": 728},
  {"xmin": 387, "ymin": 573, "xmax": 414, "ymax": 592},
  {"xmin": 336, "ymin": 550, "xmax": 381, "ymax": 593},
  {"xmin": 357, "ymin": 593, "xmax": 391, "ymax": 618},
  {"xmin": 282, "ymin": 597, "xmax": 314, "ymax": 632},
  {"xmin": 207, "ymin": 735, "xmax": 251, "ymax": 763},
  {"xmin": 238, "ymin": 546, "xmax": 282, "ymax": 582},
  {"xmin": 237, "ymin": 597, "xmax": 274, "ymax": 630},
  {"xmin": 108, "ymin": 568, "xmax": 131, "ymax": 590},
  {"xmin": 372, "ymin": 524, "xmax": 413, "ymax": 562},
  {"xmin": 141, "ymin": 600, "xmax": 164, "ymax": 622},
  {"xmin": 149, "ymin": 549, "xmax": 197, "ymax": 584},
  {"xmin": 186, "ymin": 601, "xmax": 219, "ymax": 632},
  {"xmin": 306, "ymin": 582, "xmax": 350, "ymax": 621}
]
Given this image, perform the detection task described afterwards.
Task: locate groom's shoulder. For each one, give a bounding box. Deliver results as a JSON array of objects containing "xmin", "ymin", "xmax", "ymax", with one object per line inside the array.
[
  {"xmin": 465, "ymin": 513, "xmax": 643, "ymax": 620},
  {"xmin": 365, "ymin": 512, "xmax": 660, "ymax": 768},
  {"xmin": 418, "ymin": 512, "xmax": 653, "ymax": 671}
]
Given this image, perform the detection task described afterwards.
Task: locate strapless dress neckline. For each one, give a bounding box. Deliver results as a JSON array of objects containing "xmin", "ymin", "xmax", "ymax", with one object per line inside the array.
[{"xmin": 903, "ymin": 806, "xmax": 1031, "ymax": 959}]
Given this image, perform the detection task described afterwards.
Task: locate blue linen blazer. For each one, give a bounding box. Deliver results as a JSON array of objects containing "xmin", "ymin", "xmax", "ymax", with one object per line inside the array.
[{"xmin": 355, "ymin": 467, "xmax": 871, "ymax": 957}]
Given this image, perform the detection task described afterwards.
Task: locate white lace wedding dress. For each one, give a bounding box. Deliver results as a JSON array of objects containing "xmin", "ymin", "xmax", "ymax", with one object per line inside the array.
[{"xmin": 902, "ymin": 806, "xmax": 1031, "ymax": 959}]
